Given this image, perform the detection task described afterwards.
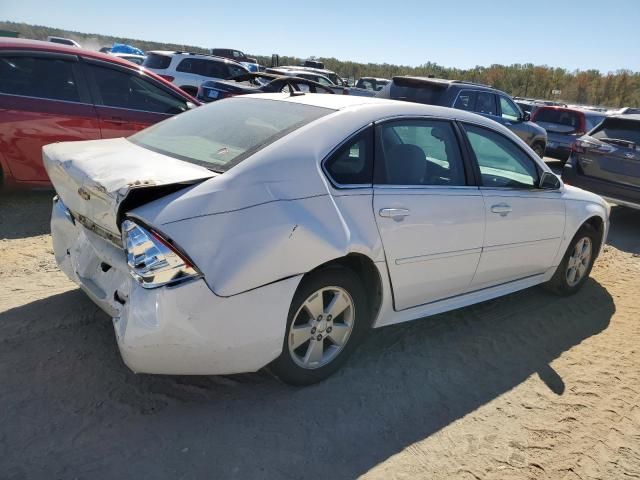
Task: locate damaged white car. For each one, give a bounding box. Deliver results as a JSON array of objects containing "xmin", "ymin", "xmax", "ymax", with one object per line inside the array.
[{"xmin": 45, "ymin": 94, "xmax": 609, "ymax": 385}]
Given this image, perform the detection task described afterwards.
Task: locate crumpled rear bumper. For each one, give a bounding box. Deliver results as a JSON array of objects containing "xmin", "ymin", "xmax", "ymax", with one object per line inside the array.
[{"xmin": 51, "ymin": 197, "xmax": 302, "ymax": 375}]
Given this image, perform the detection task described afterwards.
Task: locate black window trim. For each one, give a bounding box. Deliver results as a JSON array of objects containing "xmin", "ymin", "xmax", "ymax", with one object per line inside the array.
[
  {"xmin": 321, "ymin": 124, "xmax": 374, "ymax": 189},
  {"xmin": 458, "ymin": 120, "xmax": 548, "ymax": 191},
  {"xmin": 80, "ymin": 56, "xmax": 191, "ymax": 106},
  {"xmin": 80, "ymin": 57, "xmax": 190, "ymax": 113},
  {"xmin": 372, "ymin": 116, "xmax": 477, "ymax": 189}
]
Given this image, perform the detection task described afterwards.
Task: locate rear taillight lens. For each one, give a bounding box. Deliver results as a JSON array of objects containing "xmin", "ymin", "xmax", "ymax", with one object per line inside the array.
[
  {"xmin": 572, "ymin": 138, "xmax": 615, "ymax": 154},
  {"xmin": 158, "ymin": 74, "xmax": 174, "ymax": 82},
  {"xmin": 122, "ymin": 220, "xmax": 201, "ymax": 289}
]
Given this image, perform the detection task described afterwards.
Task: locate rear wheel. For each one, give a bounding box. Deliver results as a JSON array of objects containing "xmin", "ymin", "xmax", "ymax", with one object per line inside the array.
[
  {"xmin": 270, "ymin": 266, "xmax": 369, "ymax": 385},
  {"xmin": 546, "ymin": 225, "xmax": 598, "ymax": 295}
]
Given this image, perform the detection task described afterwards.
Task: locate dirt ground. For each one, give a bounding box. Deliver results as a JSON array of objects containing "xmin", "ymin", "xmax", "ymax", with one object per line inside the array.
[{"xmin": 1, "ymin": 187, "xmax": 639, "ymax": 480}]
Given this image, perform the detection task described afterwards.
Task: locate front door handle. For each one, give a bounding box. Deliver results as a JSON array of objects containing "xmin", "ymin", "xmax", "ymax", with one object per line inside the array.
[
  {"xmin": 491, "ymin": 203, "xmax": 512, "ymax": 216},
  {"xmin": 379, "ymin": 208, "xmax": 410, "ymax": 219}
]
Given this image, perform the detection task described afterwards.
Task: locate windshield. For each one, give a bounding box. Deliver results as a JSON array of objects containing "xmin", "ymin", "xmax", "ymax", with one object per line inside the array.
[
  {"xmin": 590, "ymin": 117, "xmax": 640, "ymax": 145},
  {"xmin": 129, "ymin": 98, "xmax": 333, "ymax": 172}
]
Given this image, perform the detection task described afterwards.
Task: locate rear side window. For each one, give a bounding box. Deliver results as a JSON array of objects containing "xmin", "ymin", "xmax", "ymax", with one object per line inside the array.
[
  {"xmin": 142, "ymin": 53, "xmax": 171, "ymax": 70},
  {"xmin": 87, "ymin": 64, "xmax": 189, "ymax": 114},
  {"xmin": 454, "ymin": 90, "xmax": 476, "ymax": 111},
  {"xmin": 324, "ymin": 129, "xmax": 373, "ymax": 185},
  {"xmin": 591, "ymin": 118, "xmax": 640, "ymax": 145},
  {"xmin": 129, "ymin": 97, "xmax": 332, "ymax": 172},
  {"xmin": 0, "ymin": 56, "xmax": 80, "ymax": 102},
  {"xmin": 376, "ymin": 120, "xmax": 466, "ymax": 186}
]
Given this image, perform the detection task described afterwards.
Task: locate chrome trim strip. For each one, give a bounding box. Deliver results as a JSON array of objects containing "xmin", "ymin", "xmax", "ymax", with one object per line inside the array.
[
  {"xmin": 483, "ymin": 236, "xmax": 561, "ymax": 252},
  {"xmin": 395, "ymin": 247, "xmax": 482, "ymax": 265},
  {"xmin": 600, "ymin": 195, "xmax": 640, "ymax": 210},
  {"xmin": 0, "ymin": 92, "xmax": 94, "ymax": 107}
]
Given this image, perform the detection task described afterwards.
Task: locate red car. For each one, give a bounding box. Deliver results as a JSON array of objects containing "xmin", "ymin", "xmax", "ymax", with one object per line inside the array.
[{"xmin": 0, "ymin": 39, "xmax": 199, "ymax": 189}]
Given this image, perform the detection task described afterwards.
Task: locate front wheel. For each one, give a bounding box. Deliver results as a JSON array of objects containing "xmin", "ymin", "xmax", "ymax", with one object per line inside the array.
[
  {"xmin": 270, "ymin": 266, "xmax": 369, "ymax": 385},
  {"xmin": 546, "ymin": 225, "xmax": 598, "ymax": 295}
]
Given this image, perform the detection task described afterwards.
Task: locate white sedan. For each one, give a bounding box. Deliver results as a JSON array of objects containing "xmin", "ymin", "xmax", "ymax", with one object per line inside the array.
[{"xmin": 45, "ymin": 94, "xmax": 609, "ymax": 385}]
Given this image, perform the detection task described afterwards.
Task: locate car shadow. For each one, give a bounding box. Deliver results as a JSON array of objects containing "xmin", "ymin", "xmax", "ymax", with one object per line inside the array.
[
  {"xmin": 0, "ymin": 279, "xmax": 614, "ymax": 479},
  {"xmin": 0, "ymin": 190, "xmax": 53, "ymax": 239},
  {"xmin": 607, "ymin": 206, "xmax": 640, "ymax": 255}
]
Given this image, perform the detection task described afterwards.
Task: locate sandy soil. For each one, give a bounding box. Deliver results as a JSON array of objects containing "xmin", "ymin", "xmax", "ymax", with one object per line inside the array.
[{"xmin": 1, "ymin": 190, "xmax": 639, "ymax": 480}]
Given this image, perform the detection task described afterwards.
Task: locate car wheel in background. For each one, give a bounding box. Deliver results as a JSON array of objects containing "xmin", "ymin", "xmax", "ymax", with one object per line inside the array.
[
  {"xmin": 545, "ymin": 224, "xmax": 598, "ymax": 296},
  {"xmin": 270, "ymin": 266, "xmax": 369, "ymax": 385}
]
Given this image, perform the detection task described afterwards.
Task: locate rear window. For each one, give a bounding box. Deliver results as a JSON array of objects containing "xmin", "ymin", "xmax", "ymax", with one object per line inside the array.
[
  {"xmin": 129, "ymin": 98, "xmax": 332, "ymax": 172},
  {"xmin": 590, "ymin": 117, "xmax": 640, "ymax": 145},
  {"xmin": 143, "ymin": 53, "xmax": 171, "ymax": 70},
  {"xmin": 534, "ymin": 108, "xmax": 582, "ymax": 133},
  {"xmin": 585, "ymin": 115, "xmax": 605, "ymax": 131},
  {"xmin": 382, "ymin": 81, "xmax": 443, "ymax": 104},
  {"xmin": 177, "ymin": 58, "xmax": 246, "ymax": 79}
]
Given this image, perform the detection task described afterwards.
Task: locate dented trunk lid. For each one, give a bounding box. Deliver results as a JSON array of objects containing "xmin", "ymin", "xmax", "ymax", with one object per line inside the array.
[{"xmin": 43, "ymin": 137, "xmax": 216, "ymax": 237}]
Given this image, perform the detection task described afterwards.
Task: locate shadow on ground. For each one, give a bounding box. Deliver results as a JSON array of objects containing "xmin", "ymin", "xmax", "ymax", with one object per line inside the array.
[
  {"xmin": 0, "ymin": 278, "xmax": 614, "ymax": 479},
  {"xmin": 607, "ymin": 206, "xmax": 640, "ymax": 255},
  {"xmin": 0, "ymin": 190, "xmax": 53, "ymax": 240}
]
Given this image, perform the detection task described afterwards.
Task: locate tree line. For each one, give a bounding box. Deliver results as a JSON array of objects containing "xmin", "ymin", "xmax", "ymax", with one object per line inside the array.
[{"xmin": 3, "ymin": 20, "xmax": 638, "ymax": 108}]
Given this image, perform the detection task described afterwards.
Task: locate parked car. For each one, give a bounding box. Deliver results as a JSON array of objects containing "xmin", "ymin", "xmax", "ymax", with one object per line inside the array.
[
  {"xmin": 265, "ymin": 67, "xmax": 337, "ymax": 87},
  {"xmin": 562, "ymin": 114, "xmax": 640, "ymax": 209},
  {"xmin": 377, "ymin": 77, "xmax": 548, "ymax": 157},
  {"xmin": 45, "ymin": 94, "xmax": 608, "ymax": 385},
  {"xmin": 210, "ymin": 48, "xmax": 259, "ymax": 72},
  {"xmin": 277, "ymin": 65, "xmax": 346, "ymax": 86},
  {"xmin": 46, "ymin": 36, "xmax": 80, "ymax": 47},
  {"xmin": 0, "ymin": 38, "xmax": 198, "ymax": 189},
  {"xmin": 355, "ymin": 77, "xmax": 389, "ymax": 91},
  {"xmin": 196, "ymin": 72, "xmax": 334, "ymax": 102},
  {"xmin": 532, "ymin": 106, "xmax": 606, "ymax": 162},
  {"xmin": 142, "ymin": 51, "xmax": 249, "ymax": 97},
  {"xmin": 110, "ymin": 52, "xmax": 146, "ymax": 65}
]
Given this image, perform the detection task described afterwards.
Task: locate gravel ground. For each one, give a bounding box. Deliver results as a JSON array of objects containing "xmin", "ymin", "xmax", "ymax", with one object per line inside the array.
[{"xmin": 1, "ymin": 189, "xmax": 639, "ymax": 480}]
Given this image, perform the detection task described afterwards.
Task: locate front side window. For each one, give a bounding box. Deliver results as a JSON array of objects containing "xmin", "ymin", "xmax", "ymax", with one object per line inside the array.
[
  {"xmin": 464, "ymin": 124, "xmax": 539, "ymax": 188},
  {"xmin": 475, "ymin": 92, "xmax": 497, "ymax": 116},
  {"xmin": 324, "ymin": 129, "xmax": 373, "ymax": 185},
  {"xmin": 0, "ymin": 56, "xmax": 80, "ymax": 102},
  {"xmin": 87, "ymin": 64, "xmax": 189, "ymax": 114},
  {"xmin": 499, "ymin": 96, "xmax": 521, "ymax": 121},
  {"xmin": 129, "ymin": 97, "xmax": 332, "ymax": 172},
  {"xmin": 376, "ymin": 120, "xmax": 466, "ymax": 186}
]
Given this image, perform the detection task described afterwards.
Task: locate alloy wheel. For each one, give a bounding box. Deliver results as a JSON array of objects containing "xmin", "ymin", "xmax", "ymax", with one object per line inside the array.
[{"xmin": 566, "ymin": 236, "xmax": 592, "ymax": 287}]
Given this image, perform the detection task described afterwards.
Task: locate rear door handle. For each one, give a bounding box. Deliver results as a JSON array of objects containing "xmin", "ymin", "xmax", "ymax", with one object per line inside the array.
[
  {"xmin": 491, "ymin": 203, "xmax": 512, "ymax": 216},
  {"xmin": 379, "ymin": 208, "xmax": 410, "ymax": 219}
]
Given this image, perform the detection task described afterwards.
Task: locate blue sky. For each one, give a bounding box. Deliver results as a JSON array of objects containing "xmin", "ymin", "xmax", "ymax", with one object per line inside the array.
[{"xmin": 2, "ymin": 0, "xmax": 638, "ymax": 72}]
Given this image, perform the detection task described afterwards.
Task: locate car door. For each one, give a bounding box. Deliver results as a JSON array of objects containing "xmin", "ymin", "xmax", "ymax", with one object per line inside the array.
[
  {"xmin": 82, "ymin": 59, "xmax": 191, "ymax": 138},
  {"xmin": 373, "ymin": 118, "xmax": 486, "ymax": 310},
  {"xmin": 461, "ymin": 123, "xmax": 565, "ymax": 289},
  {"xmin": 0, "ymin": 51, "xmax": 100, "ymax": 183}
]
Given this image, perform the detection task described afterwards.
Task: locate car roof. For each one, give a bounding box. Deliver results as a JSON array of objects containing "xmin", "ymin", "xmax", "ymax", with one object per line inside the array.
[
  {"xmin": 392, "ymin": 76, "xmax": 504, "ymax": 94},
  {"xmin": 0, "ymin": 38, "xmax": 198, "ymax": 103},
  {"xmin": 360, "ymin": 77, "xmax": 389, "ymax": 81},
  {"xmin": 535, "ymin": 105, "xmax": 606, "ymax": 116},
  {"xmin": 0, "ymin": 38, "xmax": 142, "ymax": 69},
  {"xmin": 607, "ymin": 114, "xmax": 640, "ymax": 122},
  {"xmin": 146, "ymin": 50, "xmax": 242, "ymax": 63}
]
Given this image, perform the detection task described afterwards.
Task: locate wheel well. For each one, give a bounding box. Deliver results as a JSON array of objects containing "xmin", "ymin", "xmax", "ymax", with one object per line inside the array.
[
  {"xmin": 307, "ymin": 254, "xmax": 383, "ymax": 324},
  {"xmin": 583, "ymin": 215, "xmax": 605, "ymax": 254}
]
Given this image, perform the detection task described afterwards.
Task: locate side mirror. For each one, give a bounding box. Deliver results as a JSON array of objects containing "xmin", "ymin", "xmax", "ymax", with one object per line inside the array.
[
  {"xmin": 522, "ymin": 111, "xmax": 531, "ymax": 122},
  {"xmin": 539, "ymin": 171, "xmax": 561, "ymax": 190}
]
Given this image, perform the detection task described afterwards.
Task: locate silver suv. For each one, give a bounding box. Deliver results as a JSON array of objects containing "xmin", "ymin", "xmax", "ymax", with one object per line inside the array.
[{"xmin": 143, "ymin": 51, "xmax": 249, "ymax": 97}]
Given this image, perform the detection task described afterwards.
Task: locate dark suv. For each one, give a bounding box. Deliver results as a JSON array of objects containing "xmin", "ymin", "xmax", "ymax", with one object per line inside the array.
[{"xmin": 377, "ymin": 77, "xmax": 548, "ymax": 157}]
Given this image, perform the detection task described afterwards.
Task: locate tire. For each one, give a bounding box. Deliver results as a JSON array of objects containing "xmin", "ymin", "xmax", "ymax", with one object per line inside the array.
[
  {"xmin": 545, "ymin": 224, "xmax": 598, "ymax": 296},
  {"xmin": 270, "ymin": 266, "xmax": 370, "ymax": 386},
  {"xmin": 532, "ymin": 142, "xmax": 545, "ymax": 158}
]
